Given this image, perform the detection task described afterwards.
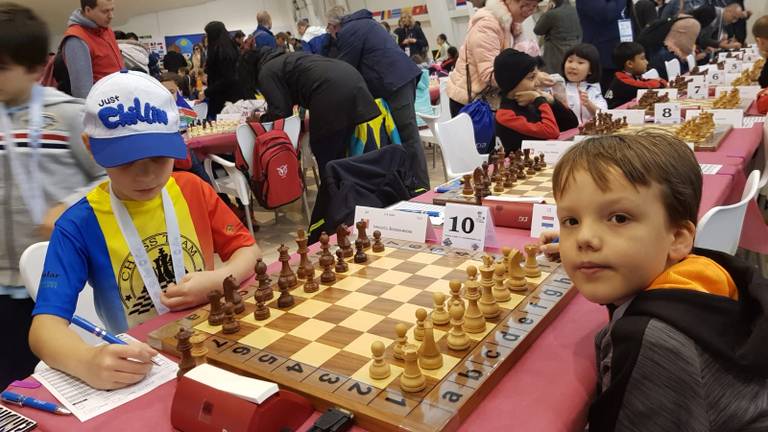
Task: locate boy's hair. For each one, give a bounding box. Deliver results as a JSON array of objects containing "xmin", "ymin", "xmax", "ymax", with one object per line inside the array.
[
  {"xmin": 0, "ymin": 3, "xmax": 49, "ymax": 69},
  {"xmin": 562, "ymin": 43, "xmax": 601, "ymax": 84},
  {"xmin": 613, "ymin": 42, "xmax": 645, "ymax": 72},
  {"xmin": 114, "ymin": 30, "xmax": 126, "ymax": 40},
  {"xmin": 553, "ymin": 133, "xmax": 702, "ymax": 227},
  {"xmin": 126, "ymin": 32, "xmax": 139, "ymax": 41},
  {"xmin": 752, "ymin": 15, "xmax": 768, "ymax": 39},
  {"xmin": 447, "ymin": 46, "xmax": 458, "ymax": 58}
]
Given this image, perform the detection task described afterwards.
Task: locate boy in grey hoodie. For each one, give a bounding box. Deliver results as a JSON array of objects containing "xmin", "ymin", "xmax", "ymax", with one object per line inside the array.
[{"xmin": 0, "ymin": 3, "xmax": 103, "ymax": 387}]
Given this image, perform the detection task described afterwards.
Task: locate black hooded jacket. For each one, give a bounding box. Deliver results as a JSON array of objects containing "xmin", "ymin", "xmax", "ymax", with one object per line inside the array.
[{"xmin": 240, "ymin": 48, "xmax": 379, "ymax": 137}]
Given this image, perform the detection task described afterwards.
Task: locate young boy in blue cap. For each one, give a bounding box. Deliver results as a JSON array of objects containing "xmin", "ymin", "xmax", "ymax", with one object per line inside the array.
[{"xmin": 29, "ymin": 70, "xmax": 261, "ymax": 390}]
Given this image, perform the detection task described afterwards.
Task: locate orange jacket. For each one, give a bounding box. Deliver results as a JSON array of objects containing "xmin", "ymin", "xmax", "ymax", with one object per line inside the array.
[{"xmin": 64, "ymin": 24, "xmax": 124, "ymax": 84}]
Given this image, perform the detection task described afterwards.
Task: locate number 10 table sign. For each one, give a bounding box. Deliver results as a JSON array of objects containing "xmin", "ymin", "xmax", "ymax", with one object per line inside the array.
[{"xmin": 442, "ymin": 203, "xmax": 498, "ymax": 251}]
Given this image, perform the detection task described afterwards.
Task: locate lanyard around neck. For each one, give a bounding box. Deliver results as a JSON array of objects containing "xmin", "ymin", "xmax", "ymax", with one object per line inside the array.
[
  {"xmin": 1, "ymin": 84, "xmax": 45, "ymax": 225},
  {"xmin": 109, "ymin": 183, "xmax": 185, "ymax": 315}
]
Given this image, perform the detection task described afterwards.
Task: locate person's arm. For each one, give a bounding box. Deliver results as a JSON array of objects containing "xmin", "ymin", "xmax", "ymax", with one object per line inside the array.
[
  {"xmin": 533, "ymin": 10, "xmax": 554, "ymax": 36},
  {"xmin": 29, "ymin": 223, "xmax": 157, "ymax": 390},
  {"xmin": 468, "ymin": 17, "xmax": 503, "ymax": 87},
  {"xmin": 63, "ymin": 37, "xmax": 94, "ymax": 99},
  {"xmin": 496, "ymin": 98, "xmax": 560, "ymax": 139},
  {"xmin": 549, "ymin": 98, "xmax": 580, "ymax": 131},
  {"xmin": 257, "ymin": 70, "xmax": 294, "ymax": 123}
]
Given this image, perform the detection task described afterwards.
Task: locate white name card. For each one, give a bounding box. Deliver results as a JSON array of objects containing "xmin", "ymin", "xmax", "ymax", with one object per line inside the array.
[
  {"xmin": 354, "ymin": 205, "xmax": 432, "ymax": 243},
  {"xmin": 530, "ymin": 204, "xmax": 560, "ymax": 239},
  {"xmin": 637, "ymin": 88, "xmax": 678, "ymax": 100},
  {"xmin": 442, "ymin": 203, "xmax": 497, "ymax": 251},
  {"xmin": 605, "ymin": 109, "xmax": 645, "ymax": 125},
  {"xmin": 654, "ymin": 103, "xmax": 681, "ymax": 124},
  {"xmin": 685, "ymin": 109, "xmax": 743, "ymax": 127},
  {"xmin": 520, "ymin": 140, "xmax": 575, "ymax": 164}
]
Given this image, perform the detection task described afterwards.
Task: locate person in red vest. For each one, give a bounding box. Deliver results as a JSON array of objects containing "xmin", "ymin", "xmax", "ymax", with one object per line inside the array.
[{"xmin": 62, "ymin": 0, "xmax": 124, "ymax": 98}]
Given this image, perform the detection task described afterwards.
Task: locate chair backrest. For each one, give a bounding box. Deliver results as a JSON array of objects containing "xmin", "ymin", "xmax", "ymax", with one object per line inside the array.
[
  {"xmin": 438, "ymin": 77, "xmax": 451, "ymax": 124},
  {"xmin": 236, "ymin": 115, "xmax": 301, "ymax": 177},
  {"xmin": 433, "ymin": 113, "xmax": 487, "ymax": 178},
  {"xmin": 193, "ymin": 102, "xmax": 208, "ymax": 120},
  {"xmin": 665, "ymin": 58, "xmax": 681, "ymax": 80},
  {"xmin": 695, "ymin": 170, "xmax": 761, "ymax": 254},
  {"xmin": 686, "ymin": 54, "xmax": 696, "ymax": 71},
  {"xmin": 19, "ymin": 242, "xmax": 104, "ymax": 345}
]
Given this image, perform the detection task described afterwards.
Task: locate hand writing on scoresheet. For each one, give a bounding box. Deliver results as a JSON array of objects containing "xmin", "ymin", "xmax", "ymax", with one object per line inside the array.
[{"xmin": 82, "ymin": 341, "xmax": 158, "ymax": 390}]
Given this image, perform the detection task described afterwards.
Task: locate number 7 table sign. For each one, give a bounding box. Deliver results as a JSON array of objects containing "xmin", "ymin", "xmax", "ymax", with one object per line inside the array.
[{"xmin": 442, "ymin": 203, "xmax": 498, "ymax": 251}]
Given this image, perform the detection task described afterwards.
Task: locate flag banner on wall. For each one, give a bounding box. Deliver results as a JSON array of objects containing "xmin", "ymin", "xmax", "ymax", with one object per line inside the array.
[
  {"xmin": 164, "ymin": 33, "xmax": 205, "ymax": 56},
  {"xmin": 373, "ymin": 4, "xmax": 429, "ymax": 20}
]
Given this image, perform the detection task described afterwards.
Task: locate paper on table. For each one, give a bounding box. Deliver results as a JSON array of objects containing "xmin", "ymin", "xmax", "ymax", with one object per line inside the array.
[
  {"xmin": 389, "ymin": 201, "xmax": 445, "ymax": 226},
  {"xmin": 700, "ymin": 164, "xmax": 722, "ymax": 175},
  {"xmin": 32, "ymin": 334, "xmax": 178, "ymax": 422},
  {"xmin": 184, "ymin": 363, "xmax": 278, "ymax": 404}
]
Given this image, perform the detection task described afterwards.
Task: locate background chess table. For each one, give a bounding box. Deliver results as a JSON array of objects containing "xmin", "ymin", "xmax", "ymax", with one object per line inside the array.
[
  {"xmin": 148, "ymin": 238, "xmax": 576, "ymax": 432},
  {"xmin": 432, "ymin": 167, "xmax": 555, "ymax": 207}
]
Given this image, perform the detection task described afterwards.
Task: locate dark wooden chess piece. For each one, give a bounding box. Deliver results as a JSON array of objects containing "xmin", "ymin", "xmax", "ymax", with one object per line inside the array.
[
  {"xmin": 354, "ymin": 239, "xmax": 368, "ymax": 263},
  {"xmin": 523, "ymin": 149, "xmax": 532, "ymax": 167},
  {"xmin": 277, "ymin": 277, "xmax": 295, "ymax": 308},
  {"xmin": 503, "ymin": 165, "xmax": 515, "ymax": 187},
  {"xmin": 255, "ymin": 258, "xmax": 273, "ymax": 301},
  {"xmin": 277, "ymin": 244, "xmax": 297, "ymax": 289},
  {"xmin": 207, "ymin": 290, "xmax": 224, "ymax": 326},
  {"xmin": 303, "ymin": 264, "xmax": 319, "ymax": 293},
  {"xmin": 335, "ymin": 249, "xmax": 349, "ymax": 273},
  {"xmin": 337, "ymin": 224, "xmax": 354, "ymax": 258},
  {"xmin": 222, "ymin": 275, "xmax": 244, "ymax": 314},
  {"xmin": 372, "ymin": 230, "xmax": 385, "ymax": 253},
  {"xmin": 538, "ymin": 152, "xmax": 546, "ymax": 168},
  {"xmin": 461, "ymin": 174, "xmax": 473, "ymax": 196},
  {"xmin": 222, "ymin": 302, "xmax": 240, "ymax": 334},
  {"xmin": 253, "ymin": 293, "xmax": 270, "ymax": 321},
  {"xmin": 176, "ymin": 328, "xmax": 195, "ymax": 378},
  {"xmin": 533, "ymin": 156, "xmax": 542, "ymax": 172},
  {"xmin": 319, "ymin": 232, "xmax": 336, "ymax": 284},
  {"xmin": 296, "ymin": 229, "xmax": 310, "ymax": 280},
  {"xmin": 356, "ymin": 220, "xmax": 371, "ymax": 249}
]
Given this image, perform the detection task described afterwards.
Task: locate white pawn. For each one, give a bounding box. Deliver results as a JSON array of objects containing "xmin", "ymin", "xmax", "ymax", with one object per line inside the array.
[
  {"xmin": 414, "ymin": 308, "xmax": 427, "ymax": 342},
  {"xmin": 430, "ymin": 292, "xmax": 450, "ymax": 326},
  {"xmin": 369, "ymin": 341, "xmax": 391, "ymax": 380}
]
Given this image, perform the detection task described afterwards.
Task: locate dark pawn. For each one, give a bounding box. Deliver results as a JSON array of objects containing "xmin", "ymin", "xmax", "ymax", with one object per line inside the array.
[
  {"xmin": 253, "ymin": 293, "xmax": 270, "ymax": 321},
  {"xmin": 222, "ymin": 302, "xmax": 240, "ymax": 334},
  {"xmin": 372, "ymin": 230, "xmax": 385, "ymax": 252},
  {"xmin": 335, "ymin": 249, "xmax": 349, "ymax": 273},
  {"xmin": 304, "ymin": 265, "xmax": 319, "ymax": 293},
  {"xmin": 277, "ymin": 277, "xmax": 295, "ymax": 308},
  {"xmin": 354, "ymin": 239, "xmax": 368, "ymax": 263},
  {"xmin": 207, "ymin": 290, "xmax": 224, "ymax": 326}
]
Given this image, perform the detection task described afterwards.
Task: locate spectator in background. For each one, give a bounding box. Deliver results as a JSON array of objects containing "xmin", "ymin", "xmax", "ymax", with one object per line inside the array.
[
  {"xmin": 276, "ymin": 32, "xmax": 293, "ymax": 51},
  {"xmin": 191, "ymin": 43, "xmax": 204, "ymax": 77},
  {"xmin": 442, "ymin": 46, "xmax": 459, "ymax": 72},
  {"xmin": 446, "ymin": 0, "xmax": 541, "ymax": 116},
  {"xmin": 252, "ymin": 11, "xmax": 277, "ymax": 48},
  {"xmin": 202, "ymin": 21, "xmax": 245, "ymax": 118},
  {"xmin": 634, "ymin": 0, "xmax": 662, "ymax": 30},
  {"xmin": 163, "ymin": 44, "xmax": 188, "ymax": 73},
  {"xmin": 116, "ymin": 31, "xmax": 149, "ymax": 73},
  {"xmin": 534, "ymin": 0, "xmax": 582, "ymax": 74},
  {"xmin": 296, "ymin": 18, "xmax": 328, "ymax": 54},
  {"xmin": 326, "ymin": 6, "xmax": 430, "ymax": 191},
  {"xmin": 62, "ymin": 0, "xmax": 124, "ymax": 98},
  {"xmin": 434, "ymin": 34, "xmax": 452, "ymax": 62},
  {"xmin": 576, "ymin": 0, "xmax": 637, "ymax": 92},
  {"xmin": 233, "ymin": 30, "xmax": 246, "ymax": 49},
  {"xmin": 394, "ymin": 14, "xmax": 429, "ymax": 57},
  {"xmin": 648, "ymin": 15, "xmax": 701, "ymax": 80}
]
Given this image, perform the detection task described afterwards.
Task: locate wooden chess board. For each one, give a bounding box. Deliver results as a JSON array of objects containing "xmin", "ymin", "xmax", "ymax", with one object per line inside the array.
[
  {"xmin": 581, "ymin": 124, "xmax": 732, "ymax": 152},
  {"xmin": 148, "ymin": 239, "xmax": 575, "ymax": 432},
  {"xmin": 432, "ymin": 167, "xmax": 555, "ymax": 207}
]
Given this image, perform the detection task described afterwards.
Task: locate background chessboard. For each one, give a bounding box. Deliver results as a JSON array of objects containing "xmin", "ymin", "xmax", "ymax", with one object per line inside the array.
[
  {"xmin": 148, "ymin": 238, "xmax": 575, "ymax": 432},
  {"xmin": 432, "ymin": 167, "xmax": 555, "ymax": 206},
  {"xmin": 581, "ymin": 124, "xmax": 733, "ymax": 152}
]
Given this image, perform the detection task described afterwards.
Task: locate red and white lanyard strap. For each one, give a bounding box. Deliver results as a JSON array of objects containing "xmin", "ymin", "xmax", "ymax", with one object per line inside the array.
[
  {"xmin": 109, "ymin": 183, "xmax": 185, "ymax": 315},
  {"xmin": 1, "ymin": 84, "xmax": 45, "ymax": 225}
]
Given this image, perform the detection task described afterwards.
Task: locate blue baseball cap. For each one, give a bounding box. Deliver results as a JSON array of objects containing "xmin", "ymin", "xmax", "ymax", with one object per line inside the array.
[{"xmin": 84, "ymin": 70, "xmax": 187, "ymax": 168}]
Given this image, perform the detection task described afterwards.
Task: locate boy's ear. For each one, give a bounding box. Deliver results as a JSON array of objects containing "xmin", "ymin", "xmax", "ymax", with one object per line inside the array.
[{"xmin": 669, "ymin": 220, "xmax": 696, "ymax": 263}]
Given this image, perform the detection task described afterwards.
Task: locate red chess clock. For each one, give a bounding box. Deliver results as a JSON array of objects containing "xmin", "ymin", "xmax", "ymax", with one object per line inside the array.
[{"xmin": 171, "ymin": 375, "xmax": 313, "ymax": 432}]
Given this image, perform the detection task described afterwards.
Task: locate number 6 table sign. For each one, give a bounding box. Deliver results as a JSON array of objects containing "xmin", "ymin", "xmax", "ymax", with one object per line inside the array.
[
  {"xmin": 442, "ymin": 203, "xmax": 498, "ymax": 251},
  {"xmin": 654, "ymin": 103, "xmax": 681, "ymax": 125}
]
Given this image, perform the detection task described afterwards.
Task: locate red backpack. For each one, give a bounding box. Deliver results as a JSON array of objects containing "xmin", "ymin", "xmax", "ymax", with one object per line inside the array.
[{"xmin": 241, "ymin": 119, "xmax": 303, "ymax": 209}]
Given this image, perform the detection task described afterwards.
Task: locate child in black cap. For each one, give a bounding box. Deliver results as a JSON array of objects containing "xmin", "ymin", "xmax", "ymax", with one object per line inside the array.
[{"xmin": 494, "ymin": 49, "xmax": 578, "ymax": 153}]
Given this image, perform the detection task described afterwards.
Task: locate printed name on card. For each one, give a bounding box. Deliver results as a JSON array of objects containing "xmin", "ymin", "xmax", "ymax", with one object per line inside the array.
[
  {"xmin": 520, "ymin": 140, "xmax": 574, "ymax": 164},
  {"xmin": 354, "ymin": 206, "xmax": 435, "ymax": 243}
]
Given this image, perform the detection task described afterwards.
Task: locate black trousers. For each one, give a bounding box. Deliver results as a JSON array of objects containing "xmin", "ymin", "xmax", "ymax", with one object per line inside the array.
[
  {"xmin": 385, "ymin": 80, "xmax": 430, "ymax": 191},
  {"xmin": 310, "ymin": 125, "xmax": 355, "ymax": 181}
]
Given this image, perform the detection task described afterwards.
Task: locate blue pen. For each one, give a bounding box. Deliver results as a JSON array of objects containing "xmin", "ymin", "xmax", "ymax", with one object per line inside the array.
[
  {"xmin": 1, "ymin": 391, "xmax": 71, "ymax": 415},
  {"xmin": 397, "ymin": 209, "xmax": 442, "ymax": 218},
  {"xmin": 70, "ymin": 315, "xmax": 160, "ymax": 365}
]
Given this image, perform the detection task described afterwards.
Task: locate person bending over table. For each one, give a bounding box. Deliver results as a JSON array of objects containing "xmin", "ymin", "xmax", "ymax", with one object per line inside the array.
[{"xmin": 239, "ymin": 47, "xmax": 380, "ymax": 178}]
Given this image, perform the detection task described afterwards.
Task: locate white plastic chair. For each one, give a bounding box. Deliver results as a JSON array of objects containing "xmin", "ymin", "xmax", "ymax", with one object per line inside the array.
[
  {"xmin": 19, "ymin": 242, "xmax": 104, "ymax": 345},
  {"xmin": 417, "ymin": 78, "xmax": 451, "ymax": 172},
  {"xmin": 686, "ymin": 54, "xmax": 696, "ymax": 71},
  {"xmin": 433, "ymin": 113, "xmax": 487, "ymax": 179},
  {"xmin": 665, "ymin": 58, "xmax": 681, "ymax": 80},
  {"xmin": 695, "ymin": 170, "xmax": 761, "ymax": 255},
  {"xmin": 203, "ymin": 115, "xmax": 309, "ymax": 228},
  {"xmin": 193, "ymin": 102, "xmax": 208, "ymax": 120}
]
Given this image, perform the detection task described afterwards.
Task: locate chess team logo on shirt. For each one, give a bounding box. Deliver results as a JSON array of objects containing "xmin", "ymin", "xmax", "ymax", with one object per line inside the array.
[{"xmin": 118, "ymin": 232, "xmax": 204, "ymax": 321}]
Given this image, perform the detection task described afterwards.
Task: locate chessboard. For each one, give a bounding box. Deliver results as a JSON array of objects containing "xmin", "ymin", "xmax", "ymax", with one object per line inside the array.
[
  {"xmin": 608, "ymin": 123, "xmax": 731, "ymax": 152},
  {"xmin": 148, "ymin": 232, "xmax": 575, "ymax": 432}
]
